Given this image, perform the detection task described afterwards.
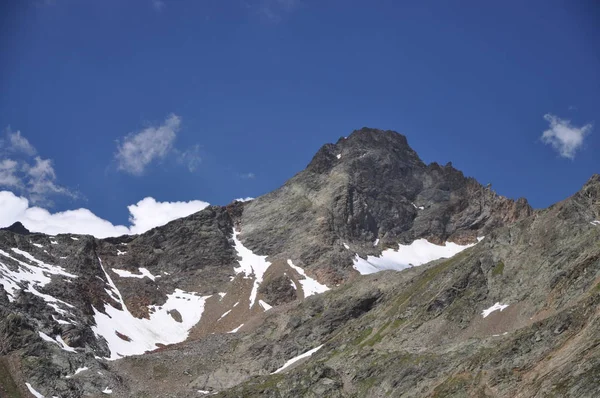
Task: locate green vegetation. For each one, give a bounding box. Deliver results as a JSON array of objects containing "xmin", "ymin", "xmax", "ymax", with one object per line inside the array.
[{"xmin": 492, "ymin": 261, "xmax": 505, "ymax": 276}]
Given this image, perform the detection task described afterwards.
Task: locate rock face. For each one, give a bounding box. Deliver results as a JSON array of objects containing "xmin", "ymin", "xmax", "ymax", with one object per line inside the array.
[
  {"xmin": 241, "ymin": 128, "xmax": 532, "ymax": 283},
  {"xmin": 2, "ymin": 128, "xmax": 597, "ymax": 398}
]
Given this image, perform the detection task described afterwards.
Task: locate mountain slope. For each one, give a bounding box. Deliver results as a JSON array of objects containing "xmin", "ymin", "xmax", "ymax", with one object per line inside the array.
[
  {"xmin": 110, "ymin": 175, "xmax": 600, "ymax": 397},
  {"xmin": 5, "ymin": 129, "xmax": 592, "ymax": 398}
]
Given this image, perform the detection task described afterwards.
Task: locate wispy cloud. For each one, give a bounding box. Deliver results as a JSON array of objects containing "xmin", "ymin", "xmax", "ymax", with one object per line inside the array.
[
  {"xmin": 239, "ymin": 172, "xmax": 256, "ymax": 179},
  {"xmin": 114, "ymin": 114, "xmax": 202, "ymax": 176},
  {"xmin": 0, "ymin": 128, "xmax": 75, "ymax": 205},
  {"xmin": 115, "ymin": 114, "xmax": 180, "ymax": 175},
  {"xmin": 541, "ymin": 114, "xmax": 592, "ymax": 159},
  {"xmin": 151, "ymin": 0, "xmax": 165, "ymax": 11},
  {"xmin": 257, "ymin": 0, "xmax": 300, "ymax": 22},
  {"xmin": 177, "ymin": 144, "xmax": 201, "ymax": 172},
  {"xmin": 0, "ymin": 159, "xmax": 20, "ymax": 188},
  {"xmin": 7, "ymin": 128, "xmax": 37, "ymax": 156}
]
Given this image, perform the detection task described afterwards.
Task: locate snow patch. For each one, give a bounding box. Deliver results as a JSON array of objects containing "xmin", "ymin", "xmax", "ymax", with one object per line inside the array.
[
  {"xmin": 482, "ymin": 302, "xmax": 509, "ymax": 318},
  {"xmin": 336, "ymin": 153, "xmax": 341, "ymax": 159},
  {"xmin": 102, "ymin": 387, "xmax": 113, "ymax": 394},
  {"xmin": 353, "ymin": 238, "xmax": 481, "ymax": 275},
  {"xmin": 373, "ymin": 238, "xmax": 379, "ymax": 246},
  {"xmin": 26, "ymin": 383, "xmax": 45, "ymax": 398},
  {"xmin": 231, "ymin": 229, "xmax": 272, "ymax": 309},
  {"xmin": 50, "ymin": 240, "xmax": 58, "ymax": 245},
  {"xmin": 111, "ymin": 267, "xmax": 159, "ymax": 281},
  {"xmin": 228, "ymin": 324, "xmax": 244, "ymax": 333},
  {"xmin": 92, "ymin": 258, "xmax": 210, "ymax": 360},
  {"xmin": 218, "ymin": 309, "xmax": 231, "ymax": 321},
  {"xmin": 38, "ymin": 332, "xmax": 76, "ymax": 352},
  {"xmin": 0, "ymin": 248, "xmax": 76, "ymax": 313},
  {"xmin": 70, "ymin": 237, "xmax": 79, "ymax": 241},
  {"xmin": 591, "ymin": 220, "xmax": 600, "ymax": 226},
  {"xmin": 218, "ymin": 292, "xmax": 226, "ymax": 299},
  {"xmin": 272, "ymin": 345, "xmax": 324, "ymax": 374},
  {"xmin": 343, "ymin": 243, "xmax": 349, "ymax": 250},
  {"xmin": 259, "ymin": 300, "xmax": 272, "ymax": 311},
  {"xmin": 117, "ymin": 249, "xmax": 127, "ymax": 256},
  {"xmin": 32, "ymin": 242, "xmax": 44, "ymax": 248},
  {"xmin": 67, "ymin": 367, "xmax": 89, "ymax": 378},
  {"xmin": 287, "ymin": 260, "xmax": 329, "ymax": 297}
]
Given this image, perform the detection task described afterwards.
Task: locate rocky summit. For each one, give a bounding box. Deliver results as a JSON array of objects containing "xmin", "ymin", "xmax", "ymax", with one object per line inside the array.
[{"xmin": 1, "ymin": 128, "xmax": 598, "ymax": 398}]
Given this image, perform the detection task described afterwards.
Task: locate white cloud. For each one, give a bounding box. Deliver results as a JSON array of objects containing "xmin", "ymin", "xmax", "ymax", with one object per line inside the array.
[
  {"xmin": 541, "ymin": 114, "xmax": 592, "ymax": 159},
  {"xmin": 0, "ymin": 159, "xmax": 20, "ymax": 188},
  {"xmin": 25, "ymin": 157, "xmax": 75, "ymax": 204},
  {"xmin": 115, "ymin": 114, "xmax": 180, "ymax": 176},
  {"xmin": 114, "ymin": 114, "xmax": 201, "ymax": 176},
  {"xmin": 6, "ymin": 128, "xmax": 36, "ymax": 155},
  {"xmin": 127, "ymin": 197, "xmax": 209, "ymax": 234},
  {"xmin": 234, "ymin": 197, "xmax": 254, "ymax": 202},
  {"xmin": 0, "ymin": 129, "xmax": 74, "ymax": 205},
  {"xmin": 0, "ymin": 191, "xmax": 209, "ymax": 238}
]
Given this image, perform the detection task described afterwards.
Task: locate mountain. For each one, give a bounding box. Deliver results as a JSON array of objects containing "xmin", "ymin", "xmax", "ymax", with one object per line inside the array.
[{"xmin": 0, "ymin": 128, "xmax": 597, "ymax": 398}]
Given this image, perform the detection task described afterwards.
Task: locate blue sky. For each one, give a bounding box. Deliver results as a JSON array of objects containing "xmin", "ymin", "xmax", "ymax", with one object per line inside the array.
[{"xmin": 0, "ymin": 0, "xmax": 598, "ymax": 234}]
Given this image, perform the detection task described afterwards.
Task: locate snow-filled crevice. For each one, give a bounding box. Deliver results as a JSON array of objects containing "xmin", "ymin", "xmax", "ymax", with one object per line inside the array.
[{"xmin": 231, "ymin": 229, "xmax": 272, "ymax": 309}]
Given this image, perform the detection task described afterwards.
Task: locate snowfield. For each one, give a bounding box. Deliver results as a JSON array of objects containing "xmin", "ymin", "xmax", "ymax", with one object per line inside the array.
[
  {"xmin": 92, "ymin": 258, "xmax": 210, "ymax": 360},
  {"xmin": 353, "ymin": 238, "xmax": 482, "ymax": 274}
]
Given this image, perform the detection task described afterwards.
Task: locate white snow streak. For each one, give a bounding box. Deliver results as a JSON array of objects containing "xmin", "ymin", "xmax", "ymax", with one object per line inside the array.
[
  {"xmin": 117, "ymin": 249, "xmax": 127, "ymax": 256},
  {"xmin": 481, "ymin": 302, "xmax": 509, "ymax": 318},
  {"xmin": 67, "ymin": 367, "xmax": 89, "ymax": 378},
  {"xmin": 287, "ymin": 260, "xmax": 329, "ymax": 297},
  {"xmin": 231, "ymin": 229, "xmax": 272, "ymax": 309},
  {"xmin": 218, "ymin": 309, "xmax": 231, "ymax": 321},
  {"xmin": 353, "ymin": 238, "xmax": 481, "ymax": 275},
  {"xmin": 373, "ymin": 239, "xmax": 379, "ymax": 246},
  {"xmin": 336, "ymin": 154, "xmax": 341, "ymax": 159},
  {"xmin": 32, "ymin": 243, "xmax": 44, "ymax": 248},
  {"xmin": 26, "ymin": 383, "xmax": 45, "ymax": 398},
  {"xmin": 0, "ymin": 248, "xmax": 76, "ymax": 314},
  {"xmin": 591, "ymin": 220, "xmax": 600, "ymax": 226},
  {"xmin": 272, "ymin": 345, "xmax": 324, "ymax": 374},
  {"xmin": 38, "ymin": 332, "xmax": 77, "ymax": 352},
  {"xmin": 92, "ymin": 258, "xmax": 209, "ymax": 360},
  {"xmin": 102, "ymin": 387, "xmax": 113, "ymax": 394},
  {"xmin": 111, "ymin": 267, "xmax": 159, "ymax": 281},
  {"xmin": 228, "ymin": 324, "xmax": 244, "ymax": 333}
]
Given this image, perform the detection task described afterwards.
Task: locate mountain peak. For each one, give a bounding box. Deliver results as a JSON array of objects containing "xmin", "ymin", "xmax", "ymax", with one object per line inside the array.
[
  {"xmin": 0, "ymin": 221, "xmax": 31, "ymax": 235},
  {"xmin": 307, "ymin": 128, "xmax": 423, "ymax": 174}
]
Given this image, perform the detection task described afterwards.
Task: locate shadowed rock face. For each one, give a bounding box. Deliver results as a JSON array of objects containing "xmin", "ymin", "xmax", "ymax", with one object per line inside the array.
[
  {"xmin": 9, "ymin": 128, "xmax": 591, "ymax": 398},
  {"xmin": 0, "ymin": 222, "xmax": 31, "ymax": 235}
]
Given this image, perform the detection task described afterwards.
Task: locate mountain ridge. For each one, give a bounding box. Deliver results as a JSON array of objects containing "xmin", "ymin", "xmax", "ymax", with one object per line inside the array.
[{"xmin": 1, "ymin": 128, "xmax": 597, "ymax": 398}]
